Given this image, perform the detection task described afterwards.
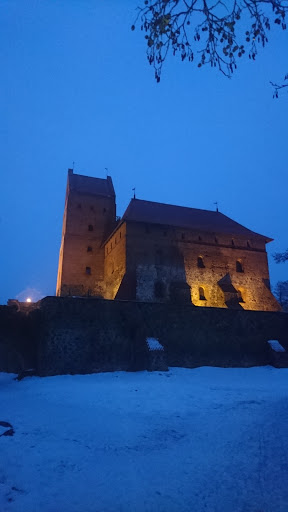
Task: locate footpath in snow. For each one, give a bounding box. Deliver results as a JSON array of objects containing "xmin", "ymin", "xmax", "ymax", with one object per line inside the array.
[{"xmin": 1, "ymin": 366, "xmax": 288, "ymax": 512}]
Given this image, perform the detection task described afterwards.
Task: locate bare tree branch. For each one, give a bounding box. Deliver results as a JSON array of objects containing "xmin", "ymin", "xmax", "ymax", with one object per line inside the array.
[
  {"xmin": 132, "ymin": 0, "xmax": 288, "ymax": 83},
  {"xmin": 274, "ymin": 249, "xmax": 288, "ymax": 263}
]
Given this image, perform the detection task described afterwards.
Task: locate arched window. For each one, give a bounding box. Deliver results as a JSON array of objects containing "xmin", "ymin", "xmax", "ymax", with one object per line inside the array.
[
  {"xmin": 199, "ymin": 287, "xmax": 206, "ymax": 300},
  {"xmin": 197, "ymin": 256, "xmax": 205, "ymax": 268},
  {"xmin": 231, "ymin": 239, "xmax": 235, "ymax": 246},
  {"xmin": 86, "ymin": 267, "xmax": 91, "ymax": 275},
  {"xmin": 88, "ymin": 224, "xmax": 93, "ymax": 231},
  {"xmin": 236, "ymin": 260, "xmax": 244, "ymax": 273},
  {"xmin": 154, "ymin": 281, "xmax": 165, "ymax": 299},
  {"xmin": 247, "ymin": 241, "xmax": 250, "ymax": 248}
]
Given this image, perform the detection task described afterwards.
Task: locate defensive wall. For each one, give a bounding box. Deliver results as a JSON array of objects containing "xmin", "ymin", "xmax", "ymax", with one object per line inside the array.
[{"xmin": 0, "ymin": 297, "xmax": 288, "ymax": 376}]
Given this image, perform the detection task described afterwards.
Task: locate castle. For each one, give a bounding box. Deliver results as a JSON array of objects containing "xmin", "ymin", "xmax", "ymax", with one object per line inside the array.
[{"xmin": 56, "ymin": 169, "xmax": 280, "ymax": 312}]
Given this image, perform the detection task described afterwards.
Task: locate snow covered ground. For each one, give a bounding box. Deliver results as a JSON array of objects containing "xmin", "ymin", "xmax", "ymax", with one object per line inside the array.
[{"xmin": 1, "ymin": 367, "xmax": 288, "ymax": 512}]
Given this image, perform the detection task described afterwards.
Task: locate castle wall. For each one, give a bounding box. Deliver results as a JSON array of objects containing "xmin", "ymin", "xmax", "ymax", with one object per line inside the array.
[
  {"xmin": 104, "ymin": 224, "xmax": 127, "ymax": 299},
  {"xmin": 0, "ymin": 305, "xmax": 39, "ymax": 372},
  {"xmin": 37, "ymin": 297, "xmax": 288, "ymax": 376},
  {"xmin": 118, "ymin": 221, "xmax": 279, "ymax": 311},
  {"xmin": 1, "ymin": 297, "xmax": 287, "ymax": 376}
]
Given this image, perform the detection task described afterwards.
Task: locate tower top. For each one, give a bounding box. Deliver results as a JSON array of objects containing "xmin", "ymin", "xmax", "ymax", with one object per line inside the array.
[{"xmin": 67, "ymin": 169, "xmax": 115, "ymax": 198}]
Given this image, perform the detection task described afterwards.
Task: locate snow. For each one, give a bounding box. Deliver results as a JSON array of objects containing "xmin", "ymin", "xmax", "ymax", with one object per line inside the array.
[
  {"xmin": 1, "ymin": 367, "xmax": 288, "ymax": 512},
  {"xmin": 146, "ymin": 337, "xmax": 164, "ymax": 351},
  {"xmin": 267, "ymin": 339, "xmax": 286, "ymax": 352}
]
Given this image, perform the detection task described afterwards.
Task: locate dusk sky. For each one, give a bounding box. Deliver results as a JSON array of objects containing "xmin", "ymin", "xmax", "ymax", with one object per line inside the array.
[{"xmin": 1, "ymin": 0, "xmax": 287, "ymax": 304}]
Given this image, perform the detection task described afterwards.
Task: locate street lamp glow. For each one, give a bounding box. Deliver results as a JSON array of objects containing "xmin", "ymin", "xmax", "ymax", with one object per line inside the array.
[{"xmin": 26, "ymin": 298, "xmax": 32, "ymax": 303}]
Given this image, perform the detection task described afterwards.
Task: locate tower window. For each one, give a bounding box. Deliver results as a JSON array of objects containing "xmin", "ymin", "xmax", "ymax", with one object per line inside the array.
[
  {"xmin": 199, "ymin": 287, "xmax": 206, "ymax": 300},
  {"xmin": 197, "ymin": 256, "xmax": 205, "ymax": 268},
  {"xmin": 236, "ymin": 260, "xmax": 244, "ymax": 273},
  {"xmin": 86, "ymin": 267, "xmax": 91, "ymax": 275},
  {"xmin": 232, "ymin": 239, "xmax": 235, "ymax": 246},
  {"xmin": 88, "ymin": 225, "xmax": 93, "ymax": 231},
  {"xmin": 87, "ymin": 246, "xmax": 92, "ymax": 253}
]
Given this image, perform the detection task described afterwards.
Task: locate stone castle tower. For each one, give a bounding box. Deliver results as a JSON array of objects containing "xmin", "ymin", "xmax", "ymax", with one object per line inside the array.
[
  {"xmin": 56, "ymin": 169, "xmax": 116, "ymax": 297},
  {"xmin": 56, "ymin": 169, "xmax": 280, "ymax": 312}
]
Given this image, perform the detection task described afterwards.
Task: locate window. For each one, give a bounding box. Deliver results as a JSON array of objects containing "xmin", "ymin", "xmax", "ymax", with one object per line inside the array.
[
  {"xmin": 154, "ymin": 281, "xmax": 165, "ymax": 299},
  {"xmin": 197, "ymin": 256, "xmax": 205, "ymax": 268},
  {"xmin": 110, "ymin": 242, "xmax": 112, "ymax": 250},
  {"xmin": 90, "ymin": 206, "xmax": 94, "ymax": 211},
  {"xmin": 198, "ymin": 236, "xmax": 202, "ymax": 241},
  {"xmin": 87, "ymin": 246, "xmax": 92, "ymax": 253},
  {"xmin": 236, "ymin": 260, "xmax": 244, "ymax": 273},
  {"xmin": 163, "ymin": 231, "xmax": 167, "ymax": 237},
  {"xmin": 238, "ymin": 290, "xmax": 245, "ymax": 303},
  {"xmin": 215, "ymin": 237, "xmax": 218, "ymax": 244},
  {"xmin": 199, "ymin": 287, "xmax": 206, "ymax": 300},
  {"xmin": 77, "ymin": 204, "xmax": 81, "ymax": 209},
  {"xmin": 231, "ymin": 239, "xmax": 235, "ymax": 246},
  {"xmin": 86, "ymin": 267, "xmax": 91, "ymax": 275},
  {"xmin": 88, "ymin": 225, "xmax": 93, "ymax": 231},
  {"xmin": 103, "ymin": 208, "xmax": 106, "ymax": 214},
  {"xmin": 181, "ymin": 233, "xmax": 185, "ymax": 240},
  {"xmin": 120, "ymin": 232, "xmax": 122, "ymax": 239},
  {"xmin": 247, "ymin": 241, "xmax": 250, "ymax": 248}
]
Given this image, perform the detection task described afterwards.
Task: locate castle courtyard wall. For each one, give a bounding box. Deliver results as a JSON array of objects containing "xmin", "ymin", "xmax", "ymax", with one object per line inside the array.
[{"xmin": 37, "ymin": 297, "xmax": 288, "ymax": 376}]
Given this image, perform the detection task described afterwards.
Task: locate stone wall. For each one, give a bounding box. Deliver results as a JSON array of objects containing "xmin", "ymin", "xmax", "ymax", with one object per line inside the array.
[
  {"xmin": 0, "ymin": 304, "xmax": 39, "ymax": 372},
  {"xmin": 37, "ymin": 297, "xmax": 288, "ymax": 376},
  {"xmin": 2, "ymin": 297, "xmax": 287, "ymax": 377}
]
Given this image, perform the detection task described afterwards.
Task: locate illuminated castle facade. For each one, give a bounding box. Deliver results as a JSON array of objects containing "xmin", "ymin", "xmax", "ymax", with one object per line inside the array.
[{"xmin": 56, "ymin": 169, "xmax": 280, "ymax": 311}]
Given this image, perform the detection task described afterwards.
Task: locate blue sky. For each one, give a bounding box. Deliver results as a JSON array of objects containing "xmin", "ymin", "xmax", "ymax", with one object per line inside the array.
[{"xmin": 0, "ymin": 0, "xmax": 287, "ymax": 304}]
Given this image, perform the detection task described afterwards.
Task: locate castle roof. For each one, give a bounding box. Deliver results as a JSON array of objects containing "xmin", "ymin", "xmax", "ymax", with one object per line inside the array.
[
  {"xmin": 122, "ymin": 199, "xmax": 272, "ymax": 241},
  {"xmin": 68, "ymin": 170, "xmax": 115, "ymax": 197}
]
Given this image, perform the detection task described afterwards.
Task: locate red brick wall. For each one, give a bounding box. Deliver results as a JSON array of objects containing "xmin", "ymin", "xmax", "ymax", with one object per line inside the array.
[
  {"xmin": 112, "ymin": 221, "xmax": 280, "ymax": 311},
  {"xmin": 57, "ymin": 185, "xmax": 116, "ymax": 297}
]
